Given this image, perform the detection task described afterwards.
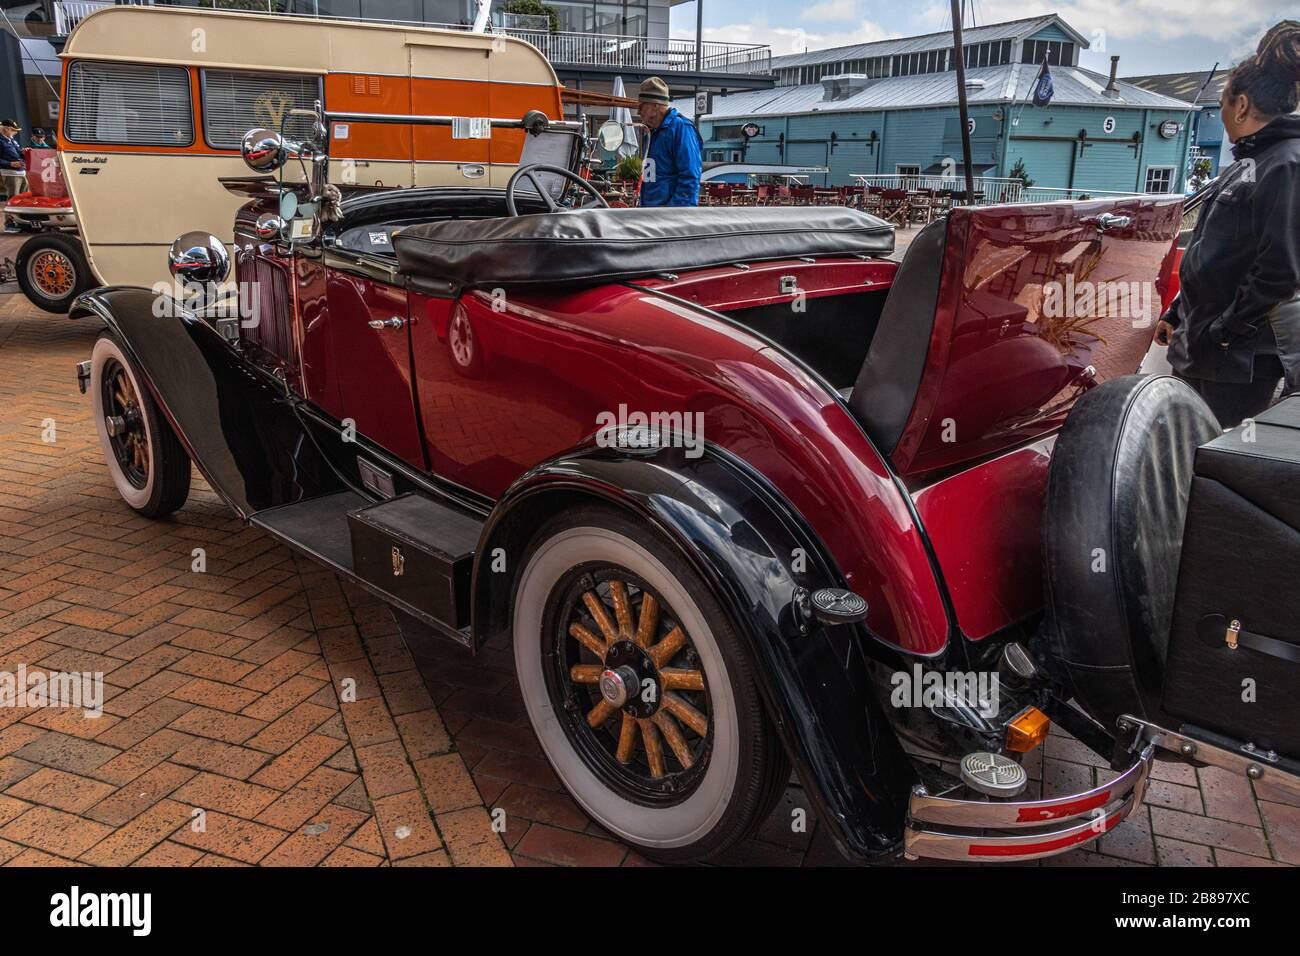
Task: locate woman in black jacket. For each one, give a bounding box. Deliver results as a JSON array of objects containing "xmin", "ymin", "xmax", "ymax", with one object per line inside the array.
[{"xmin": 1155, "ymin": 21, "xmax": 1300, "ymax": 428}]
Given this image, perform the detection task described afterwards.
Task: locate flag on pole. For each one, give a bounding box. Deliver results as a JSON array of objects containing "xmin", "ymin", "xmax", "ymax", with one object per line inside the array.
[{"xmin": 1032, "ymin": 58, "xmax": 1054, "ymax": 107}]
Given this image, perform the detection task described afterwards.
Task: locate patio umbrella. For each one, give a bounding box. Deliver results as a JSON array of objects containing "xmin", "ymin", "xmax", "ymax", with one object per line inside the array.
[{"xmin": 609, "ymin": 76, "xmax": 639, "ymax": 158}]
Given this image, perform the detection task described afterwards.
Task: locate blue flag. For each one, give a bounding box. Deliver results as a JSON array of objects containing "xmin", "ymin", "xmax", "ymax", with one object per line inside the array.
[{"xmin": 1032, "ymin": 59, "xmax": 1054, "ymax": 107}]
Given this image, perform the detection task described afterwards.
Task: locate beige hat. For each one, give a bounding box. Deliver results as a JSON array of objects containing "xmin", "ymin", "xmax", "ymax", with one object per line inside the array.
[{"xmin": 638, "ymin": 77, "xmax": 671, "ymax": 104}]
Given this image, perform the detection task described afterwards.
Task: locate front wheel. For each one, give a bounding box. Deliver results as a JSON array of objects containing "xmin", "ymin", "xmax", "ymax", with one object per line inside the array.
[
  {"xmin": 16, "ymin": 231, "xmax": 93, "ymax": 314},
  {"xmin": 90, "ymin": 333, "xmax": 192, "ymax": 518},
  {"xmin": 513, "ymin": 505, "xmax": 788, "ymax": 864}
]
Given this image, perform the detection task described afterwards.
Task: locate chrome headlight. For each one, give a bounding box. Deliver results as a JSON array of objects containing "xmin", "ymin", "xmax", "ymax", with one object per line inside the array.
[
  {"xmin": 168, "ymin": 232, "xmax": 230, "ymax": 285},
  {"xmin": 241, "ymin": 127, "xmax": 287, "ymax": 173},
  {"xmin": 254, "ymin": 212, "xmax": 285, "ymax": 241}
]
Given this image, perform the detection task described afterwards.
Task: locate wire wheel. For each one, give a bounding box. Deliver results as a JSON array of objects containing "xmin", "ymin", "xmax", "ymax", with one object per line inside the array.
[
  {"xmin": 28, "ymin": 248, "xmax": 75, "ymax": 298},
  {"xmin": 544, "ymin": 565, "xmax": 713, "ymax": 806}
]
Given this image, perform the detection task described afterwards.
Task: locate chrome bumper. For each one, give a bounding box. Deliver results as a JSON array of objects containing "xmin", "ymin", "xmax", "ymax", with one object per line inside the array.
[{"xmin": 904, "ymin": 744, "xmax": 1154, "ymax": 862}]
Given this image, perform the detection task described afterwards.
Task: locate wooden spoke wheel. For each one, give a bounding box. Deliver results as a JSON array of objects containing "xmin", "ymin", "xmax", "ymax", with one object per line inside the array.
[
  {"xmin": 546, "ymin": 567, "xmax": 713, "ymax": 804},
  {"xmin": 514, "ymin": 507, "xmax": 789, "ymax": 862},
  {"xmin": 90, "ymin": 333, "xmax": 192, "ymax": 518},
  {"xmin": 99, "ymin": 356, "xmax": 150, "ymax": 490}
]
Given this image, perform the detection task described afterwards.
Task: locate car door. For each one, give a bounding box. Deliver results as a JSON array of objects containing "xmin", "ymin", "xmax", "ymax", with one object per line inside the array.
[{"xmin": 321, "ymin": 257, "xmax": 426, "ymax": 469}]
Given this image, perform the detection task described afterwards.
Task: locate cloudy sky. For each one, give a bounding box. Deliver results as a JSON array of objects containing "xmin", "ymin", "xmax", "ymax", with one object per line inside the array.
[{"xmin": 669, "ymin": 0, "xmax": 1296, "ymax": 76}]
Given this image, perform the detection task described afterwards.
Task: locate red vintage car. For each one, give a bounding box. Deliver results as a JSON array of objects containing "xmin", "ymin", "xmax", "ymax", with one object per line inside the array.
[{"xmin": 71, "ymin": 107, "xmax": 1300, "ymax": 865}]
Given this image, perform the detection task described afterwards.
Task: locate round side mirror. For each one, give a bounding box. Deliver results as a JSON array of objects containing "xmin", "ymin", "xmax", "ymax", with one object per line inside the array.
[
  {"xmin": 521, "ymin": 110, "xmax": 549, "ymax": 136},
  {"xmin": 168, "ymin": 232, "xmax": 231, "ymax": 285},
  {"xmin": 255, "ymin": 212, "xmax": 285, "ymax": 241},
  {"xmin": 241, "ymin": 127, "xmax": 286, "ymax": 173},
  {"xmin": 598, "ymin": 120, "xmax": 625, "ymax": 152}
]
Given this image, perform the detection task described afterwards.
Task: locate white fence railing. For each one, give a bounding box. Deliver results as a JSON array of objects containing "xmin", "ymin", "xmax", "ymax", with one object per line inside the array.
[
  {"xmin": 50, "ymin": 2, "xmax": 772, "ymax": 75},
  {"xmin": 849, "ymin": 175, "xmax": 1174, "ymax": 206},
  {"xmin": 1021, "ymin": 186, "xmax": 1153, "ymax": 202},
  {"xmin": 851, "ymin": 173, "xmax": 1024, "ymax": 205}
]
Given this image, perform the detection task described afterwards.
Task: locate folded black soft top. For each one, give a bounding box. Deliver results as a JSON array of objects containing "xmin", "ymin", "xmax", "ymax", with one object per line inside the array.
[{"xmin": 392, "ymin": 206, "xmax": 894, "ymax": 289}]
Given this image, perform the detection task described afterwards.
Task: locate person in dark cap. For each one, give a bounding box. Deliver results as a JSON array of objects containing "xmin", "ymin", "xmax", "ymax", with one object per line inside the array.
[
  {"xmin": 29, "ymin": 128, "xmax": 51, "ymax": 148},
  {"xmin": 0, "ymin": 119, "xmax": 26, "ymax": 233},
  {"xmin": 636, "ymin": 76, "xmax": 702, "ymax": 207}
]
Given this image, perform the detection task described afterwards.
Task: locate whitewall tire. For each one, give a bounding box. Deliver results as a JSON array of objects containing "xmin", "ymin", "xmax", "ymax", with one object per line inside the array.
[
  {"xmin": 91, "ymin": 332, "xmax": 191, "ymax": 518},
  {"xmin": 513, "ymin": 505, "xmax": 788, "ymax": 863}
]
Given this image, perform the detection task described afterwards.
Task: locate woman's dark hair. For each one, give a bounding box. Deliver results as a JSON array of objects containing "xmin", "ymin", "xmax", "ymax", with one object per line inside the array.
[{"xmin": 1226, "ymin": 20, "xmax": 1300, "ymax": 116}]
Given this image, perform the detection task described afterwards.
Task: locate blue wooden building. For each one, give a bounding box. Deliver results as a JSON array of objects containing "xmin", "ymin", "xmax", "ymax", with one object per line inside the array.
[
  {"xmin": 1124, "ymin": 68, "xmax": 1231, "ymax": 179},
  {"xmin": 679, "ymin": 14, "xmax": 1198, "ymax": 195}
]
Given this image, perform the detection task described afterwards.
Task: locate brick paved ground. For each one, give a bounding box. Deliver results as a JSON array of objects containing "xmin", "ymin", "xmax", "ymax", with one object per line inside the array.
[{"xmin": 0, "ymin": 234, "xmax": 1295, "ymax": 867}]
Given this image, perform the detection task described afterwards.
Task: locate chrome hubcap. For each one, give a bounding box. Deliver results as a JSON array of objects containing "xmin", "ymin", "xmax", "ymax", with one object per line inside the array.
[{"xmin": 599, "ymin": 666, "xmax": 637, "ymax": 708}]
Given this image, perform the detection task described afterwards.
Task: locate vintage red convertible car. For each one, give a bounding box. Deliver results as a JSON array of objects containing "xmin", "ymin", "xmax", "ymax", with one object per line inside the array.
[{"xmin": 71, "ymin": 107, "xmax": 1300, "ymax": 864}]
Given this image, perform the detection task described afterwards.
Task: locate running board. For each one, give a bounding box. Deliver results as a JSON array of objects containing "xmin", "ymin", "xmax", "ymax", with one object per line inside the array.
[{"xmin": 251, "ymin": 490, "xmax": 480, "ymax": 648}]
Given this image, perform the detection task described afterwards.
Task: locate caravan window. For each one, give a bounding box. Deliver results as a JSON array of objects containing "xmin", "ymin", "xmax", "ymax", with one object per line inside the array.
[
  {"xmin": 200, "ymin": 70, "xmax": 323, "ymax": 150},
  {"xmin": 63, "ymin": 61, "xmax": 193, "ymax": 147}
]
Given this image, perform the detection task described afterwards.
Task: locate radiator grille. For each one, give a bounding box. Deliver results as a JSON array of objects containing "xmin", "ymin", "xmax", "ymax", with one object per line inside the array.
[{"xmin": 242, "ymin": 256, "xmax": 295, "ymax": 370}]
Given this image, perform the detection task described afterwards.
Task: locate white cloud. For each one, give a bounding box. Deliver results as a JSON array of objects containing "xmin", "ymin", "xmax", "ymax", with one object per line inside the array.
[
  {"xmin": 672, "ymin": 16, "xmax": 893, "ymax": 56},
  {"xmin": 912, "ymin": 0, "xmax": 1295, "ymax": 47},
  {"xmin": 802, "ymin": 0, "xmax": 858, "ymax": 23}
]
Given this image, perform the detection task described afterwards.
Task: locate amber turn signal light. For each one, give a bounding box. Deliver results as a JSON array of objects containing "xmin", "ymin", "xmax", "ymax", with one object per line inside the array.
[{"xmin": 1005, "ymin": 707, "xmax": 1050, "ymax": 753}]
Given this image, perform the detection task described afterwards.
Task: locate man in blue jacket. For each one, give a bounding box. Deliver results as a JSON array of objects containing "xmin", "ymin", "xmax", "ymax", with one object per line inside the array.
[{"xmin": 636, "ymin": 77, "xmax": 702, "ymax": 207}]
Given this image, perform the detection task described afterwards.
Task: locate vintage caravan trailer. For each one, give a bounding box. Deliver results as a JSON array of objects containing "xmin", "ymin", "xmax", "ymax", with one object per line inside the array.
[{"xmin": 18, "ymin": 5, "xmax": 563, "ymax": 311}]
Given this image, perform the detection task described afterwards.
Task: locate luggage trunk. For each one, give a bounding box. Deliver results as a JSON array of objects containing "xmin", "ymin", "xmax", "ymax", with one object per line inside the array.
[{"xmin": 1162, "ymin": 397, "xmax": 1300, "ymax": 758}]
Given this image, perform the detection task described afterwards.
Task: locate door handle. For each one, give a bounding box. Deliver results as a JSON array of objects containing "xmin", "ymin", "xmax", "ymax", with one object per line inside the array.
[
  {"xmin": 1088, "ymin": 212, "xmax": 1132, "ymax": 233},
  {"xmin": 368, "ymin": 317, "xmax": 405, "ymax": 330}
]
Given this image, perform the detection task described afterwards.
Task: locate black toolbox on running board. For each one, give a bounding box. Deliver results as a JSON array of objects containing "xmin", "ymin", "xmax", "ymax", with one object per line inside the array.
[
  {"xmin": 1162, "ymin": 397, "xmax": 1300, "ymax": 758},
  {"xmin": 348, "ymin": 493, "xmax": 480, "ymax": 632}
]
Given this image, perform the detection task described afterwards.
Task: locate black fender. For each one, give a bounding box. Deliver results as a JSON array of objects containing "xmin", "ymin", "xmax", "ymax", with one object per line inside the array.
[
  {"xmin": 474, "ymin": 440, "xmax": 918, "ymax": 861},
  {"xmin": 71, "ymin": 287, "xmax": 341, "ymax": 518}
]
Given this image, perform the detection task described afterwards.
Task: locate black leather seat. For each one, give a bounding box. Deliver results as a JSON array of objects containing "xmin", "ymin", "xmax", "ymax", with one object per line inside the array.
[{"xmin": 847, "ymin": 218, "xmax": 949, "ymax": 455}]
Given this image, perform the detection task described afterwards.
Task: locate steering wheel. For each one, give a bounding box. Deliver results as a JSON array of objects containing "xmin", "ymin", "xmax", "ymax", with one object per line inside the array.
[{"xmin": 505, "ymin": 163, "xmax": 609, "ymax": 216}]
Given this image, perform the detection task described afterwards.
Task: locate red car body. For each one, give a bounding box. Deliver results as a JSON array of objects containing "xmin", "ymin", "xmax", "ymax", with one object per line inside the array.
[{"xmin": 236, "ymin": 195, "xmax": 1180, "ymax": 657}]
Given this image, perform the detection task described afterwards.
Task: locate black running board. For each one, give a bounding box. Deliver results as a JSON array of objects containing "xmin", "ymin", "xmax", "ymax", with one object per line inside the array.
[{"xmin": 251, "ymin": 490, "xmax": 479, "ymax": 648}]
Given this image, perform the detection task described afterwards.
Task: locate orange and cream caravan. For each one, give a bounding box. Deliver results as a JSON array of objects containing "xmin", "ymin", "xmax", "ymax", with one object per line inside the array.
[{"xmin": 18, "ymin": 5, "xmax": 563, "ymax": 311}]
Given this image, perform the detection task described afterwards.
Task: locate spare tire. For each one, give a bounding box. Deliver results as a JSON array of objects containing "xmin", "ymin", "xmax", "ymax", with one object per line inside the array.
[{"xmin": 1040, "ymin": 375, "xmax": 1220, "ymax": 731}]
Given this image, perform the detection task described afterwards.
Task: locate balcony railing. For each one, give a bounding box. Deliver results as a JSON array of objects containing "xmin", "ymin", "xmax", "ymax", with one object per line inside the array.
[
  {"xmin": 504, "ymin": 28, "xmax": 770, "ymax": 74},
  {"xmin": 49, "ymin": 2, "xmax": 772, "ymax": 76},
  {"xmin": 52, "ymin": 0, "xmax": 137, "ymax": 35}
]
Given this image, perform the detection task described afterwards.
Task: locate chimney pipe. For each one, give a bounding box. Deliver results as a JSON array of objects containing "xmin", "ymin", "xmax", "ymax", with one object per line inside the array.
[{"xmin": 1105, "ymin": 55, "xmax": 1120, "ymax": 92}]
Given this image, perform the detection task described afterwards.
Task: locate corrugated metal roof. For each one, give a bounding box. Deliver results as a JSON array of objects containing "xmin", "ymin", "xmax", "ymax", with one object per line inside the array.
[
  {"xmin": 1123, "ymin": 69, "xmax": 1228, "ymax": 105},
  {"xmin": 770, "ymin": 14, "xmax": 1085, "ymax": 69},
  {"xmin": 681, "ymin": 63, "xmax": 1196, "ymax": 120}
]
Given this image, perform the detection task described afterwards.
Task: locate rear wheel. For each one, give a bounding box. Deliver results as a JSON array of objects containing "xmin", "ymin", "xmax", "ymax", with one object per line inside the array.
[
  {"xmin": 16, "ymin": 231, "xmax": 93, "ymax": 314},
  {"xmin": 513, "ymin": 506, "xmax": 788, "ymax": 863},
  {"xmin": 90, "ymin": 333, "xmax": 191, "ymax": 518}
]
